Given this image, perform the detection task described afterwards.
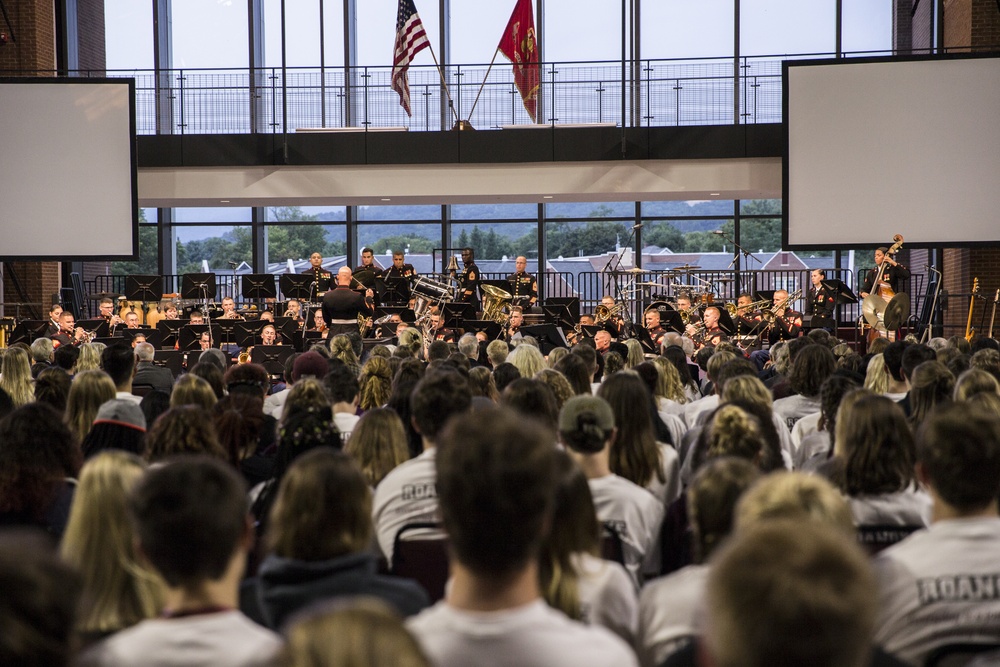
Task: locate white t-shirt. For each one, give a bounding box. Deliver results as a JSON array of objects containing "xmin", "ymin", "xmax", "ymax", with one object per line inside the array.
[
  {"xmin": 656, "ymin": 396, "xmax": 686, "ymax": 417},
  {"xmin": 645, "ymin": 443, "xmax": 681, "ymax": 507},
  {"xmin": 262, "ymin": 387, "xmax": 290, "ymax": 418},
  {"xmin": 588, "ymin": 474, "xmax": 664, "ymax": 587},
  {"xmin": 372, "ymin": 447, "xmax": 440, "ymax": 562},
  {"xmin": 78, "ymin": 610, "xmax": 281, "ymax": 667},
  {"xmin": 772, "ymin": 394, "xmax": 821, "ymax": 432},
  {"xmin": 874, "ymin": 517, "xmax": 1000, "ymax": 666},
  {"xmin": 573, "ymin": 552, "xmax": 638, "ymax": 647},
  {"xmin": 407, "ymin": 599, "xmax": 638, "ymax": 667},
  {"xmin": 637, "ymin": 564, "xmax": 710, "ymax": 667},
  {"xmin": 795, "ymin": 429, "xmax": 831, "ymax": 469},
  {"xmin": 682, "ymin": 394, "xmax": 719, "ymax": 429},
  {"xmin": 790, "ymin": 410, "xmax": 822, "ymax": 449},
  {"xmin": 334, "ymin": 411, "xmax": 361, "ymax": 444},
  {"xmin": 115, "ymin": 391, "xmax": 143, "ymax": 405}
]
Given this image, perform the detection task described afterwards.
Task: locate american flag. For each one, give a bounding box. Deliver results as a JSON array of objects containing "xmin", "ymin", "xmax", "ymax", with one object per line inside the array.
[{"xmin": 392, "ymin": 0, "xmax": 430, "ymax": 117}]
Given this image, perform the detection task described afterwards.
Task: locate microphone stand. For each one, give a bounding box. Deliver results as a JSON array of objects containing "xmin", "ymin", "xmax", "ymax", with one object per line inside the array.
[{"xmin": 601, "ymin": 224, "xmax": 642, "ymax": 339}]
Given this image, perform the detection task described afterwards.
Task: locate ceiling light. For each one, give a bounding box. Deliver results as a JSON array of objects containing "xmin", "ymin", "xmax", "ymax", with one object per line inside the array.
[
  {"xmin": 709, "ymin": 193, "xmax": 720, "ymax": 196},
  {"xmin": 220, "ymin": 200, "xmax": 230, "ymax": 203},
  {"xmin": 543, "ymin": 195, "xmax": 554, "ymax": 199},
  {"xmin": 381, "ymin": 198, "xmax": 391, "ymax": 201}
]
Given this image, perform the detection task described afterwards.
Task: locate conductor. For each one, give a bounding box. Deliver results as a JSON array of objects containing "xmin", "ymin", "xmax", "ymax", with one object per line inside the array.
[{"xmin": 322, "ymin": 267, "xmax": 373, "ymax": 336}]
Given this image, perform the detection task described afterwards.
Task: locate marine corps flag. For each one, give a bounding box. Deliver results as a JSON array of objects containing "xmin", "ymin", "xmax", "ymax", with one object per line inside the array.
[{"xmin": 497, "ymin": 0, "xmax": 540, "ymax": 122}]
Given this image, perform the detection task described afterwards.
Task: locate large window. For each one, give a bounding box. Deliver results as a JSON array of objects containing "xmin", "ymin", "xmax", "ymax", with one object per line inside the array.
[
  {"xmin": 104, "ymin": 0, "xmax": 154, "ymax": 70},
  {"xmin": 641, "ymin": 0, "xmax": 735, "ymax": 60},
  {"xmin": 173, "ymin": 225, "xmax": 253, "ymax": 276},
  {"xmin": 740, "ymin": 0, "xmax": 836, "ymax": 56},
  {"xmin": 263, "ymin": 206, "xmax": 347, "ymax": 267},
  {"xmin": 842, "ymin": 0, "xmax": 893, "ymax": 55},
  {"xmin": 171, "ymin": 0, "xmax": 249, "ymax": 69}
]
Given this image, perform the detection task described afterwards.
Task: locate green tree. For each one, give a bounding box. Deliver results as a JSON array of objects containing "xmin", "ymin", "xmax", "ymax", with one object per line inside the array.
[
  {"xmin": 371, "ymin": 234, "xmax": 437, "ymax": 254},
  {"xmin": 546, "ymin": 221, "xmax": 628, "ymax": 258},
  {"xmin": 645, "ymin": 224, "xmax": 686, "ymax": 252}
]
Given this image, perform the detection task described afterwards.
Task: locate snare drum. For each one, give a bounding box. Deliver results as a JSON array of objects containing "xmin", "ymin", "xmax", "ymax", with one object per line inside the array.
[{"xmin": 412, "ymin": 276, "xmax": 454, "ymax": 319}]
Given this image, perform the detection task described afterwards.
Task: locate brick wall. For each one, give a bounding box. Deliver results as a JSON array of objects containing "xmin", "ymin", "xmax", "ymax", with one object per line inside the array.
[
  {"xmin": 0, "ymin": 0, "xmax": 55, "ymax": 73},
  {"xmin": 971, "ymin": 0, "xmax": 1000, "ymax": 50},
  {"xmin": 944, "ymin": 0, "xmax": 973, "ymax": 50}
]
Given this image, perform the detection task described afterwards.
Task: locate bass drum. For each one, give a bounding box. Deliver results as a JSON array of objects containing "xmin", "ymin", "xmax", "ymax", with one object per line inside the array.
[{"xmin": 647, "ymin": 299, "xmax": 675, "ymax": 316}]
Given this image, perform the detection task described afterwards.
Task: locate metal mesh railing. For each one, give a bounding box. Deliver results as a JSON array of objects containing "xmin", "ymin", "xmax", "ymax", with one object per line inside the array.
[{"xmin": 19, "ymin": 50, "xmax": 920, "ymax": 135}]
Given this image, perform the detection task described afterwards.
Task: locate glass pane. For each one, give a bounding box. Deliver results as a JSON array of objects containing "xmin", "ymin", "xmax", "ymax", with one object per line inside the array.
[
  {"xmin": 545, "ymin": 202, "xmax": 634, "ymax": 219},
  {"xmin": 642, "ymin": 200, "xmax": 735, "ymax": 217},
  {"xmin": 105, "ymin": 0, "xmax": 154, "ymax": 70},
  {"xmin": 740, "ymin": 0, "xmax": 836, "ymax": 56},
  {"xmin": 356, "ymin": 205, "xmax": 442, "ymax": 222},
  {"xmin": 842, "ymin": 0, "xmax": 893, "ymax": 55},
  {"xmin": 451, "ymin": 3, "xmax": 522, "ymax": 65},
  {"xmin": 738, "ymin": 218, "xmax": 782, "ymax": 255},
  {"xmin": 174, "ymin": 225, "xmax": 253, "ymax": 275},
  {"xmin": 641, "ymin": 0, "xmax": 735, "ymax": 59},
  {"xmin": 451, "ymin": 223, "xmax": 538, "ymax": 261},
  {"xmin": 171, "ymin": 0, "xmax": 249, "ymax": 69},
  {"xmin": 544, "ymin": 0, "xmax": 625, "ymax": 62},
  {"xmin": 545, "ymin": 220, "xmax": 629, "ymax": 260},
  {"xmin": 356, "ymin": 0, "xmax": 440, "ymax": 67},
  {"xmin": 355, "ymin": 222, "xmax": 441, "ymax": 275},
  {"xmin": 263, "ymin": 0, "xmax": 343, "ymax": 67},
  {"xmin": 173, "ymin": 207, "xmax": 253, "ymax": 224},
  {"xmin": 739, "ymin": 199, "xmax": 781, "ymax": 215},
  {"xmin": 111, "ymin": 224, "xmax": 159, "ymax": 275},
  {"xmin": 451, "ymin": 203, "xmax": 537, "ymax": 220},
  {"xmin": 264, "ymin": 205, "xmax": 347, "ymax": 222},
  {"xmin": 264, "ymin": 224, "xmax": 346, "ymax": 268},
  {"xmin": 642, "ymin": 219, "xmax": 728, "ymax": 254}
]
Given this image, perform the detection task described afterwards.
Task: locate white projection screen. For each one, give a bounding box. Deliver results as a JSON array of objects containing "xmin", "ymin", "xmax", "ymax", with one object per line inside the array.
[
  {"xmin": 783, "ymin": 55, "xmax": 1000, "ymax": 249},
  {"xmin": 0, "ymin": 78, "xmax": 137, "ymax": 260}
]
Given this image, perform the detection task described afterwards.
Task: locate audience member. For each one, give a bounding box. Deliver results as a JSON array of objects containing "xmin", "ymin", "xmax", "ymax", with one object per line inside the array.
[
  {"xmin": 345, "ymin": 407, "xmax": 410, "ymax": 488},
  {"xmin": 101, "ymin": 345, "xmax": 140, "ymax": 405},
  {"xmin": 407, "ymin": 406, "xmax": 637, "ymax": 666},
  {"xmin": 132, "ymin": 343, "xmax": 174, "ymax": 393},
  {"xmin": 324, "ymin": 361, "xmax": 361, "ymax": 444},
  {"xmin": 81, "ymin": 399, "xmax": 147, "ymax": 459},
  {"xmin": 65, "ymin": 369, "xmax": 118, "ymax": 444},
  {"xmin": 34, "ymin": 366, "xmax": 71, "ymax": 414},
  {"xmin": 79, "ymin": 458, "xmax": 281, "ymax": 666},
  {"xmin": 0, "ymin": 346, "xmax": 34, "ymax": 407},
  {"xmin": 143, "ymin": 406, "xmax": 227, "ymax": 463}
]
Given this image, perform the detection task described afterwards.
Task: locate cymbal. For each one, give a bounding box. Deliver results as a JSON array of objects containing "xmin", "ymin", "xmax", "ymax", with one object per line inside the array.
[
  {"xmin": 636, "ymin": 282, "xmax": 667, "ymax": 287},
  {"xmin": 861, "ymin": 294, "xmax": 887, "ymax": 331},
  {"xmin": 86, "ymin": 291, "xmax": 122, "ymax": 300},
  {"xmin": 884, "ymin": 293, "xmax": 910, "ymax": 330},
  {"xmin": 673, "ymin": 264, "xmax": 701, "ymax": 272}
]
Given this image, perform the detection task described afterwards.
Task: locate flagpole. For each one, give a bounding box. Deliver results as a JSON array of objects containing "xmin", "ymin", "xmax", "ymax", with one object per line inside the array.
[
  {"xmin": 424, "ymin": 42, "xmax": 461, "ymax": 125},
  {"xmin": 466, "ymin": 46, "xmax": 502, "ymax": 122}
]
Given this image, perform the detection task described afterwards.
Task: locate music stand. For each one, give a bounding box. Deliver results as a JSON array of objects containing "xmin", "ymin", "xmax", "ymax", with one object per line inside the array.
[
  {"xmin": 272, "ymin": 317, "xmax": 298, "ymax": 344},
  {"xmin": 213, "ymin": 319, "xmax": 241, "ymax": 347},
  {"xmin": 707, "ymin": 304, "xmax": 737, "ymax": 335},
  {"xmin": 156, "ymin": 320, "xmax": 184, "ymax": 349},
  {"xmin": 181, "ymin": 273, "xmax": 217, "ymax": 302},
  {"xmin": 441, "ymin": 302, "xmax": 475, "ymax": 328},
  {"xmin": 821, "ymin": 279, "xmax": 858, "ymax": 305},
  {"xmin": 380, "ymin": 276, "xmax": 411, "ymax": 306},
  {"xmin": 462, "ymin": 320, "xmax": 502, "ymax": 341},
  {"xmin": 179, "ymin": 324, "xmax": 217, "ymax": 351},
  {"xmin": 280, "ymin": 273, "xmax": 317, "ymax": 301},
  {"xmin": 152, "ymin": 350, "xmax": 183, "ymax": 378},
  {"xmin": 77, "ymin": 319, "xmax": 110, "ymax": 339},
  {"xmin": 235, "ymin": 321, "xmax": 266, "ymax": 349},
  {"xmin": 125, "ymin": 275, "xmax": 164, "ymax": 303},
  {"xmin": 8, "ymin": 320, "xmax": 49, "ymax": 346},
  {"xmin": 520, "ymin": 324, "xmax": 569, "ymax": 355},
  {"xmin": 659, "ymin": 309, "xmax": 685, "ymax": 334},
  {"xmin": 542, "ymin": 303, "xmax": 576, "ymax": 330},
  {"xmin": 577, "ymin": 325, "xmax": 600, "ymax": 340},
  {"xmin": 121, "ymin": 328, "xmax": 163, "ymax": 349},
  {"xmin": 545, "ymin": 297, "xmax": 581, "ymax": 323},
  {"xmin": 241, "ymin": 274, "xmax": 277, "ymax": 301},
  {"xmin": 634, "ymin": 325, "xmax": 658, "ymax": 354},
  {"xmin": 251, "ymin": 345, "xmax": 294, "ymax": 376}
]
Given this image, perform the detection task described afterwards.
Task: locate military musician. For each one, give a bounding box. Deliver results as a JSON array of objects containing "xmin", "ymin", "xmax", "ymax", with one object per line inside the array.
[
  {"xmin": 766, "ymin": 289, "xmax": 803, "ymax": 345},
  {"xmin": 321, "ymin": 267, "xmax": 374, "ymax": 337},
  {"xmin": 303, "ymin": 252, "xmax": 333, "ymax": 296},
  {"xmin": 507, "ymin": 256, "xmax": 538, "ymax": 308}
]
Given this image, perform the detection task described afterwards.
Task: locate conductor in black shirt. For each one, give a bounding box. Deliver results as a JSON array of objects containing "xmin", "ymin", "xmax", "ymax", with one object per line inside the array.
[{"xmin": 322, "ymin": 267, "xmax": 373, "ymax": 336}]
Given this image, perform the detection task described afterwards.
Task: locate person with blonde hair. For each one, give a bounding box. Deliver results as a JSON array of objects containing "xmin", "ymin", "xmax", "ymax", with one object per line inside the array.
[
  {"xmin": 327, "ymin": 334, "xmax": 360, "ymax": 376},
  {"xmin": 539, "ymin": 451, "xmax": 636, "ymax": 645},
  {"xmin": 735, "ymin": 471, "xmax": 855, "ymax": 538},
  {"xmin": 169, "ymin": 373, "xmax": 217, "ymax": 410},
  {"xmin": 906, "ymin": 360, "xmax": 954, "ymax": 428},
  {"xmin": 535, "ymin": 368, "xmax": 574, "ymax": 410},
  {"xmin": 245, "ymin": 449, "xmax": 428, "ymax": 630},
  {"xmin": 864, "ymin": 353, "xmax": 890, "ymax": 394},
  {"xmin": 358, "ymin": 356, "xmax": 393, "ymax": 412},
  {"xmin": 65, "ymin": 369, "xmax": 118, "ymax": 444},
  {"xmin": 650, "ymin": 356, "xmax": 688, "ymax": 412},
  {"xmin": 467, "ymin": 365, "xmax": 500, "ymax": 402},
  {"xmin": 60, "ymin": 451, "xmax": 164, "ymax": 644},
  {"xmin": 508, "ymin": 342, "xmax": 546, "ymax": 378},
  {"xmin": 278, "ymin": 598, "xmax": 430, "ymax": 667},
  {"xmin": 624, "ymin": 339, "xmax": 644, "ymax": 369},
  {"xmin": 345, "ymin": 408, "xmax": 410, "ymax": 488},
  {"xmin": 953, "ymin": 367, "xmax": 1000, "ymax": 402},
  {"xmin": 74, "ymin": 342, "xmax": 104, "ymax": 373},
  {"xmin": 0, "ymin": 346, "xmax": 34, "ymax": 407}
]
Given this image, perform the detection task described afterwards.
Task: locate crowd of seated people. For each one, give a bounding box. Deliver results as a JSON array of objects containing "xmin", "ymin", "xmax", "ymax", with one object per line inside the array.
[{"xmin": 2, "ymin": 325, "xmax": 1000, "ymax": 667}]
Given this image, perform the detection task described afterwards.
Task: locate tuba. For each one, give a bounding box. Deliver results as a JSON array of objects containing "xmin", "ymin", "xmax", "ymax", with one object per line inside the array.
[{"xmin": 480, "ymin": 284, "xmax": 513, "ymax": 323}]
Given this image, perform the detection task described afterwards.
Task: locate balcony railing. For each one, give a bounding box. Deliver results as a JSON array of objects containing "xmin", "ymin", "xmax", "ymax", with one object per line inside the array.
[{"xmin": 5, "ymin": 49, "xmax": 925, "ymax": 135}]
